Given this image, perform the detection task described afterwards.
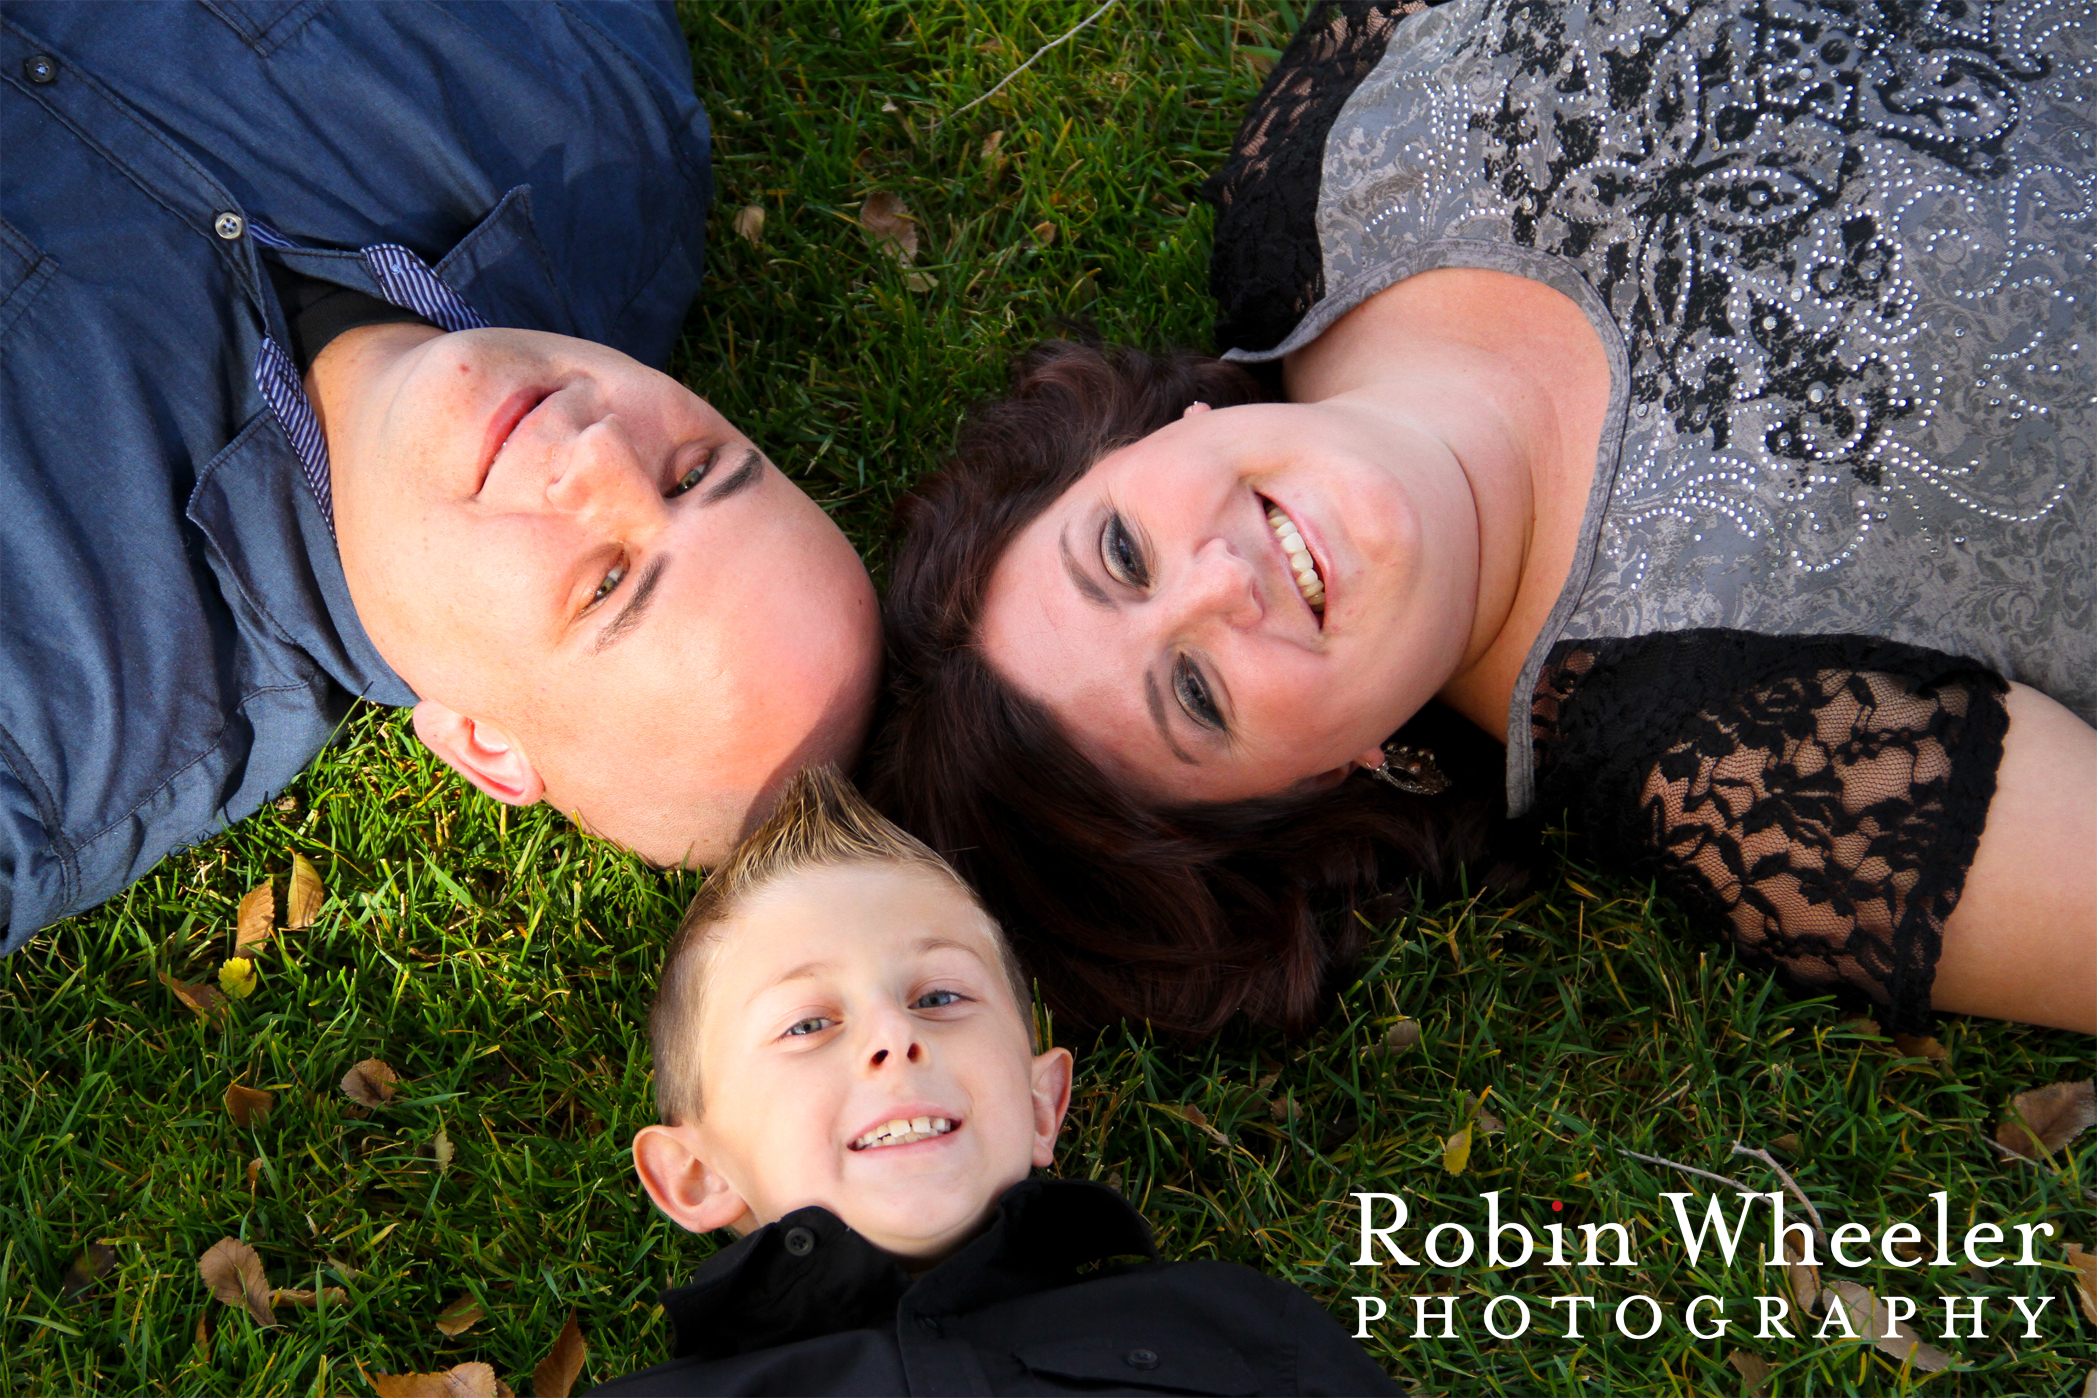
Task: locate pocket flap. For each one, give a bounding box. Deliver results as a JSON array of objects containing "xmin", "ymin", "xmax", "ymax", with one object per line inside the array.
[{"xmin": 1012, "ymin": 1339, "xmax": 1259, "ymax": 1395}]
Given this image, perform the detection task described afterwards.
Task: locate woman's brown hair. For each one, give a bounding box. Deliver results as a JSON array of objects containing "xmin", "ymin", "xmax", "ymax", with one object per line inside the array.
[{"xmin": 866, "ymin": 338, "xmax": 1525, "ymax": 1042}]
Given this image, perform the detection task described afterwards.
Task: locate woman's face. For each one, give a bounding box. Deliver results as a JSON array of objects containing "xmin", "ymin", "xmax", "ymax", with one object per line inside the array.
[{"xmin": 979, "ymin": 400, "xmax": 1482, "ymax": 803}]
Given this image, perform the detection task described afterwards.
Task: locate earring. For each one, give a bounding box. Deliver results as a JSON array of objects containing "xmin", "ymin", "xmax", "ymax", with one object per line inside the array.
[{"xmin": 1365, "ymin": 741, "xmax": 1450, "ymax": 796}]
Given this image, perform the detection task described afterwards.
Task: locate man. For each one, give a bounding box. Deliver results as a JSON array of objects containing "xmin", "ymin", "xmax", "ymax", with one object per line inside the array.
[{"xmin": 0, "ymin": 1, "xmax": 881, "ymax": 950}]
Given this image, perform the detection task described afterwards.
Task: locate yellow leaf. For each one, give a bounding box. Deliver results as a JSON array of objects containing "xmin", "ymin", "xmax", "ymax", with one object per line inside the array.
[
  {"xmin": 433, "ymin": 1123, "xmax": 454, "ymax": 1174},
  {"xmin": 1442, "ymin": 1123, "xmax": 1472, "ymax": 1175},
  {"xmin": 286, "ymin": 853, "xmax": 325, "ymax": 928},
  {"xmin": 236, "ymin": 883, "xmax": 274, "ymax": 950},
  {"xmin": 218, "ymin": 957, "xmax": 258, "ymax": 1000}
]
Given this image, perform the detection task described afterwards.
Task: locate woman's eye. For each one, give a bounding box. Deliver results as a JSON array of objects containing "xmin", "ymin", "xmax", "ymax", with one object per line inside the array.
[
  {"xmin": 1101, "ymin": 513, "xmax": 1149, "ymax": 588},
  {"xmin": 666, "ymin": 449, "xmax": 714, "ymax": 498},
  {"xmin": 1174, "ymin": 657, "xmax": 1224, "ymax": 730},
  {"xmin": 784, "ymin": 1015, "xmax": 834, "ymax": 1037},
  {"xmin": 591, "ymin": 560, "xmax": 628, "ymax": 605},
  {"xmin": 912, "ymin": 989, "xmax": 966, "ymax": 1010}
]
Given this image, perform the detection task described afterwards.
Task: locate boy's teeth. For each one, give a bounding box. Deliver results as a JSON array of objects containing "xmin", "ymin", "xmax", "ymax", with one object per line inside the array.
[
  {"xmin": 850, "ymin": 1117, "xmax": 958, "ymax": 1150},
  {"xmin": 1266, "ymin": 505, "xmax": 1326, "ymax": 611}
]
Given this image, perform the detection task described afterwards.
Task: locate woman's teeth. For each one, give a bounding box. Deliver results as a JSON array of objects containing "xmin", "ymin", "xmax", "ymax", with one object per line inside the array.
[
  {"xmin": 1267, "ymin": 505, "xmax": 1326, "ymax": 612},
  {"xmin": 850, "ymin": 1116, "xmax": 957, "ymax": 1150}
]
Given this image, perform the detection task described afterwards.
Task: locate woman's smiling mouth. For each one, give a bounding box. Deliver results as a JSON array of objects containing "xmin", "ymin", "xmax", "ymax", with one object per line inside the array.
[{"xmin": 1264, "ymin": 501, "xmax": 1326, "ymax": 616}]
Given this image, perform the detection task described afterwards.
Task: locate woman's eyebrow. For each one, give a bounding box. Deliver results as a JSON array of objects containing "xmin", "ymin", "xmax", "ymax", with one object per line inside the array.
[
  {"xmin": 1144, "ymin": 670, "xmax": 1200, "ymax": 765},
  {"xmin": 1058, "ymin": 523, "xmax": 1115, "ymax": 608}
]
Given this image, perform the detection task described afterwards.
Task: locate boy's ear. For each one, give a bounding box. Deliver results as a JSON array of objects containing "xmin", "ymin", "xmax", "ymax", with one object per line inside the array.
[
  {"xmin": 1028, "ymin": 1047, "xmax": 1075, "ymax": 1169},
  {"xmin": 633, "ymin": 1124, "xmax": 752, "ymax": 1235},
  {"xmin": 412, "ymin": 700, "xmax": 545, "ymax": 806}
]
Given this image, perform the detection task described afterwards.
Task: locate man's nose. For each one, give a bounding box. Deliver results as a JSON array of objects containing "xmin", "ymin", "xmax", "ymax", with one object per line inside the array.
[
  {"xmin": 543, "ymin": 418, "xmax": 660, "ymax": 523},
  {"xmin": 1173, "ymin": 536, "xmax": 1264, "ymax": 631}
]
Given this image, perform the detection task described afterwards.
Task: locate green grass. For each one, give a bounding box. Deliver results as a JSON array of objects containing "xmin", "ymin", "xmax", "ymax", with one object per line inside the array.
[{"xmin": 4, "ymin": 3, "xmax": 2091, "ymax": 1394}]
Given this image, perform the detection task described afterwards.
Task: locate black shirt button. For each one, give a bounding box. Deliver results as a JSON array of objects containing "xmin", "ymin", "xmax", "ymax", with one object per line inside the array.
[
  {"xmin": 24, "ymin": 54, "xmax": 57, "ymax": 84},
  {"xmin": 782, "ymin": 1226, "xmax": 816, "ymax": 1256},
  {"xmin": 918, "ymin": 1314, "xmax": 940, "ymax": 1336},
  {"xmin": 1126, "ymin": 1348, "xmax": 1159, "ymax": 1370}
]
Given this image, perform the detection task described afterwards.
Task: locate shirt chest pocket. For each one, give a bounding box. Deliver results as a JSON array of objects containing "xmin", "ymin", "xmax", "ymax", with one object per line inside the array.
[
  {"xmin": 1012, "ymin": 1339, "xmax": 1260, "ymax": 1395},
  {"xmin": 197, "ymin": 0, "xmax": 329, "ymax": 56},
  {"xmin": 0, "ymin": 215, "xmax": 55, "ymax": 343}
]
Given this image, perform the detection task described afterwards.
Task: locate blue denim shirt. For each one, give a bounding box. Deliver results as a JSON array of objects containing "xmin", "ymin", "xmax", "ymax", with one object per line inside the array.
[{"xmin": 0, "ymin": 1, "xmax": 712, "ymax": 949}]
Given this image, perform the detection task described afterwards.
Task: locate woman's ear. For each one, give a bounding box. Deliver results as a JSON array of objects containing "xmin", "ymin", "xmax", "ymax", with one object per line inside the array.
[
  {"xmin": 633, "ymin": 1124, "xmax": 752, "ymax": 1235},
  {"xmin": 1028, "ymin": 1047, "xmax": 1076, "ymax": 1169},
  {"xmin": 1181, "ymin": 401, "xmax": 1213, "ymax": 419},
  {"xmin": 411, "ymin": 700, "xmax": 546, "ymax": 806}
]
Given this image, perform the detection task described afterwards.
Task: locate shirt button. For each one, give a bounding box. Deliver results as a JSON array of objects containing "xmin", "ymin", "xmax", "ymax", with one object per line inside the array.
[
  {"xmin": 214, "ymin": 212, "xmax": 247, "ymax": 241},
  {"xmin": 782, "ymin": 1226, "xmax": 816, "ymax": 1257},
  {"xmin": 917, "ymin": 1315, "xmax": 940, "ymax": 1336},
  {"xmin": 1126, "ymin": 1348, "xmax": 1159, "ymax": 1370},
  {"xmin": 23, "ymin": 54, "xmax": 57, "ymax": 84}
]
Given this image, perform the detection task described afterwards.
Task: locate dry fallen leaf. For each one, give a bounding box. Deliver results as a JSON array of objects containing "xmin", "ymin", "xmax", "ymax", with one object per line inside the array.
[
  {"xmin": 980, "ymin": 130, "xmax": 1004, "ymax": 160},
  {"xmin": 2084, "ymin": 1369, "xmax": 2096, "ymax": 1398},
  {"xmin": 1031, "ymin": 220, "xmax": 1058, "ymax": 247},
  {"xmin": 533, "ymin": 1308, "xmax": 588, "ymax": 1398},
  {"xmin": 1822, "ymin": 1280, "xmax": 1951, "ymax": 1371},
  {"xmin": 1726, "ymin": 1349, "xmax": 1771, "ymax": 1397},
  {"xmin": 859, "ymin": 190, "xmax": 918, "ymax": 264},
  {"xmin": 901, "ymin": 270, "xmax": 937, "ymax": 293},
  {"xmin": 164, "ymin": 971, "xmax": 227, "ymax": 1021},
  {"xmin": 435, "ymin": 1293, "xmax": 486, "ymax": 1337},
  {"xmin": 197, "ymin": 1237, "xmax": 274, "ymax": 1327},
  {"xmin": 1383, "ymin": 1019, "xmax": 1421, "ymax": 1051},
  {"xmin": 1996, "ymin": 1080, "xmax": 2096, "ymax": 1161},
  {"xmin": 1476, "ymin": 1109, "xmax": 1506, "ymax": 1136},
  {"xmin": 1171, "ymin": 1102, "xmax": 1230, "ymax": 1147},
  {"xmin": 271, "ymin": 1286, "xmax": 348, "ymax": 1307},
  {"xmin": 194, "ymin": 1311, "xmax": 211, "ymax": 1358},
  {"xmin": 61, "ymin": 1243, "xmax": 118, "ymax": 1299},
  {"xmin": 286, "ymin": 853, "xmax": 325, "ymax": 928},
  {"xmin": 1781, "ymin": 1228, "xmax": 1821, "ymax": 1313},
  {"xmin": 369, "ymin": 1362, "xmax": 508, "ymax": 1398},
  {"xmin": 217, "ymin": 957, "xmax": 258, "ymax": 1000},
  {"xmin": 1442, "ymin": 1123, "xmax": 1473, "ymax": 1175},
  {"xmin": 1890, "ymin": 1033, "xmax": 1948, "ymax": 1061},
  {"xmin": 433, "ymin": 1123, "xmax": 455, "ymax": 1175},
  {"xmin": 236, "ymin": 883, "xmax": 274, "ymax": 950},
  {"xmin": 245, "ymin": 1157, "xmax": 262, "ymax": 1191},
  {"xmin": 1771, "ymin": 1133, "xmax": 1802, "ymax": 1156},
  {"xmin": 732, "ymin": 205, "xmax": 765, "ymax": 246},
  {"xmin": 2068, "ymin": 1242, "xmax": 2097, "ymax": 1323},
  {"xmin": 1268, "ymin": 1094, "xmax": 1298, "ymax": 1124},
  {"xmin": 224, "ymin": 1082, "xmax": 274, "ymax": 1128},
  {"xmin": 342, "ymin": 1058, "xmax": 400, "ymax": 1108}
]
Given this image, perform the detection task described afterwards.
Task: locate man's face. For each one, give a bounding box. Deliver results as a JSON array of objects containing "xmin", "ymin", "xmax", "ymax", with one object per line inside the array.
[
  {"xmin": 680, "ymin": 862, "xmax": 1071, "ymax": 1263},
  {"xmin": 326, "ymin": 326, "xmax": 880, "ymax": 865}
]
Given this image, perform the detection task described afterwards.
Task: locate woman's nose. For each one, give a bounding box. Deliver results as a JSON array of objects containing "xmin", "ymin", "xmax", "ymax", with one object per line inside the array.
[{"xmin": 1174, "ymin": 537, "xmax": 1264, "ymax": 630}]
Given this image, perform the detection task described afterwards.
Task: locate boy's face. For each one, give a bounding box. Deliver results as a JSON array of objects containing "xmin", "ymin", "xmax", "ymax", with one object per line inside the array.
[{"xmin": 636, "ymin": 862, "xmax": 1072, "ymax": 1264}]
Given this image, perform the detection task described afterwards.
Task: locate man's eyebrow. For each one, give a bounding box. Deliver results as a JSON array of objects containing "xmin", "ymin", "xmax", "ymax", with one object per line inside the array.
[
  {"xmin": 1144, "ymin": 670, "xmax": 1199, "ymax": 766},
  {"xmin": 701, "ymin": 447, "xmax": 765, "ymax": 505},
  {"xmin": 1059, "ymin": 522, "xmax": 1115, "ymax": 609},
  {"xmin": 592, "ymin": 555, "xmax": 668, "ymax": 654}
]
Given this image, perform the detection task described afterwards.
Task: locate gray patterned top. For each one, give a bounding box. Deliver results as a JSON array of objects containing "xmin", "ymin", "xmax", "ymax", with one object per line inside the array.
[{"xmin": 1223, "ymin": 0, "xmax": 2095, "ymax": 813}]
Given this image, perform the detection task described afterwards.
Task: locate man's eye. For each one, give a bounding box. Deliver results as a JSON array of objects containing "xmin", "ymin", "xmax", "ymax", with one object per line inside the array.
[
  {"xmin": 1174, "ymin": 656, "xmax": 1224, "ymax": 731},
  {"xmin": 1101, "ymin": 513, "xmax": 1149, "ymax": 588},
  {"xmin": 912, "ymin": 989, "xmax": 966, "ymax": 1010},
  {"xmin": 666, "ymin": 449, "xmax": 714, "ymax": 498},
  {"xmin": 591, "ymin": 560, "xmax": 628, "ymax": 605},
  {"xmin": 784, "ymin": 1015, "xmax": 834, "ymax": 1037}
]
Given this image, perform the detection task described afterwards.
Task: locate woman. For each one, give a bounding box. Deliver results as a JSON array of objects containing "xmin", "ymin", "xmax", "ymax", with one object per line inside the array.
[{"xmin": 870, "ymin": 0, "xmax": 2095, "ymax": 1040}]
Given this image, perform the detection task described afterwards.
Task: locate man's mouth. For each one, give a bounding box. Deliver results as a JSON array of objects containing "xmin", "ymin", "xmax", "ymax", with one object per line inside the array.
[
  {"xmin": 1265, "ymin": 502, "xmax": 1326, "ymax": 616},
  {"xmin": 478, "ymin": 388, "xmax": 549, "ymax": 490},
  {"xmin": 849, "ymin": 1116, "xmax": 959, "ymax": 1151}
]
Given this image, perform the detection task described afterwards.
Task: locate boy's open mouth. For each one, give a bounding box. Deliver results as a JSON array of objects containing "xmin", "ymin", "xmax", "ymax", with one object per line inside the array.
[
  {"xmin": 849, "ymin": 1116, "xmax": 959, "ymax": 1151},
  {"xmin": 1263, "ymin": 500, "xmax": 1326, "ymax": 617}
]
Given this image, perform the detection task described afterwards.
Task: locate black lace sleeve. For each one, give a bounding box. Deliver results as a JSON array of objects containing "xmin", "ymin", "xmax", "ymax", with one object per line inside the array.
[
  {"xmin": 1532, "ymin": 631, "xmax": 2011, "ymax": 1033},
  {"xmin": 1201, "ymin": 1, "xmax": 1421, "ymax": 354}
]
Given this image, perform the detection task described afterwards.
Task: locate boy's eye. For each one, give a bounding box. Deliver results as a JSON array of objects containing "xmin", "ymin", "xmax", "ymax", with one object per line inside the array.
[
  {"xmin": 1100, "ymin": 513, "xmax": 1149, "ymax": 588},
  {"xmin": 912, "ymin": 989, "xmax": 966, "ymax": 1010},
  {"xmin": 591, "ymin": 559, "xmax": 628, "ymax": 605},
  {"xmin": 783, "ymin": 1015, "xmax": 834, "ymax": 1037},
  {"xmin": 666, "ymin": 448, "xmax": 714, "ymax": 498},
  {"xmin": 1173, "ymin": 656, "xmax": 1224, "ymax": 731}
]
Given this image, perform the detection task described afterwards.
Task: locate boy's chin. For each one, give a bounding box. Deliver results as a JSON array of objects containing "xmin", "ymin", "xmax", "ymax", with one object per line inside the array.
[{"xmin": 848, "ymin": 1195, "xmax": 1001, "ymax": 1270}]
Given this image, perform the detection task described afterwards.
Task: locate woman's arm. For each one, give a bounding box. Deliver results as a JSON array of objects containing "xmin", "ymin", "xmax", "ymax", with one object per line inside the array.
[{"xmin": 1931, "ymin": 683, "xmax": 2096, "ymax": 1034}]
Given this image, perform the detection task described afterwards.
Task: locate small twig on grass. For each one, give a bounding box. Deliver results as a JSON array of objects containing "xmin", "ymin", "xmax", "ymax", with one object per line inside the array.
[
  {"xmin": 936, "ymin": 0, "xmax": 1119, "ymax": 130},
  {"xmin": 1617, "ymin": 1148, "xmax": 1757, "ymax": 1195},
  {"xmin": 1731, "ymin": 1141, "xmax": 1825, "ymax": 1241}
]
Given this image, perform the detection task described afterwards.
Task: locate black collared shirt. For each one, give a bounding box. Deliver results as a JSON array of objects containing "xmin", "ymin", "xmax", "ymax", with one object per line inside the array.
[{"xmin": 591, "ymin": 1178, "xmax": 1401, "ymax": 1396}]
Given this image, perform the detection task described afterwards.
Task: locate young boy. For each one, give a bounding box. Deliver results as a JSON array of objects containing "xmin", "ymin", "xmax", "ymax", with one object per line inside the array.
[{"xmin": 599, "ymin": 765, "xmax": 1402, "ymax": 1395}]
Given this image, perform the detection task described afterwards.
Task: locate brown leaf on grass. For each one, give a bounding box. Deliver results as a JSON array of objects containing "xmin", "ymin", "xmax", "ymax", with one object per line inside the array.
[
  {"xmin": 533, "ymin": 1308, "xmax": 588, "ymax": 1398},
  {"xmin": 1890, "ymin": 1033, "xmax": 1948, "ymax": 1061},
  {"xmin": 369, "ymin": 1362, "xmax": 508, "ymax": 1398},
  {"xmin": 164, "ymin": 971, "xmax": 227, "ymax": 1021},
  {"xmin": 2084, "ymin": 1368, "xmax": 2096, "ymax": 1398},
  {"xmin": 245, "ymin": 1157, "xmax": 262, "ymax": 1191},
  {"xmin": 1781, "ymin": 1228, "xmax": 1821, "ymax": 1313},
  {"xmin": 1771, "ymin": 1133, "xmax": 1802, "ymax": 1156},
  {"xmin": 236, "ymin": 883, "xmax": 274, "ymax": 950},
  {"xmin": 980, "ymin": 130, "xmax": 1004, "ymax": 160},
  {"xmin": 433, "ymin": 1123, "xmax": 455, "ymax": 1175},
  {"xmin": 197, "ymin": 1237, "xmax": 274, "ymax": 1327},
  {"xmin": 858, "ymin": 191, "xmax": 918, "ymax": 264},
  {"xmin": 342, "ymin": 1058, "xmax": 400, "ymax": 1108},
  {"xmin": 271, "ymin": 1286, "xmax": 348, "ymax": 1307},
  {"xmin": 224, "ymin": 1082, "xmax": 274, "ymax": 1127},
  {"xmin": 1267, "ymin": 1094, "xmax": 1298, "ymax": 1124},
  {"xmin": 61, "ymin": 1243, "xmax": 117, "ymax": 1299},
  {"xmin": 435, "ymin": 1293, "xmax": 486, "ymax": 1337},
  {"xmin": 732, "ymin": 205, "xmax": 765, "ymax": 246},
  {"xmin": 1726, "ymin": 1349, "xmax": 1771, "ymax": 1397},
  {"xmin": 1382, "ymin": 1019, "xmax": 1421, "ymax": 1052},
  {"xmin": 1995, "ymin": 1080, "xmax": 2096, "ymax": 1161},
  {"xmin": 1170, "ymin": 1102, "xmax": 1230, "ymax": 1147},
  {"xmin": 286, "ymin": 853, "xmax": 324, "ymax": 928},
  {"xmin": 194, "ymin": 1311, "xmax": 211, "ymax": 1358},
  {"xmin": 1476, "ymin": 1109, "xmax": 1506, "ymax": 1136},
  {"xmin": 2068, "ymin": 1242, "xmax": 2097, "ymax": 1322},
  {"xmin": 1031, "ymin": 220, "xmax": 1058, "ymax": 247},
  {"xmin": 901, "ymin": 270, "xmax": 937, "ymax": 293},
  {"xmin": 1441, "ymin": 1123, "xmax": 1473, "ymax": 1175},
  {"xmin": 1821, "ymin": 1280, "xmax": 1952, "ymax": 1371}
]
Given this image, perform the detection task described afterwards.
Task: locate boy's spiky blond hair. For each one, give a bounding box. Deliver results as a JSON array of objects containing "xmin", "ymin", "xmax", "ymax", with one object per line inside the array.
[{"xmin": 648, "ymin": 764, "xmax": 1032, "ymax": 1126}]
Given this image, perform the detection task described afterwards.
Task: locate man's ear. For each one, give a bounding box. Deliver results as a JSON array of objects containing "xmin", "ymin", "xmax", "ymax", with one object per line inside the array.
[
  {"xmin": 1028, "ymin": 1047, "xmax": 1075, "ymax": 1169},
  {"xmin": 411, "ymin": 700, "xmax": 545, "ymax": 806},
  {"xmin": 633, "ymin": 1124, "xmax": 753, "ymax": 1235}
]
